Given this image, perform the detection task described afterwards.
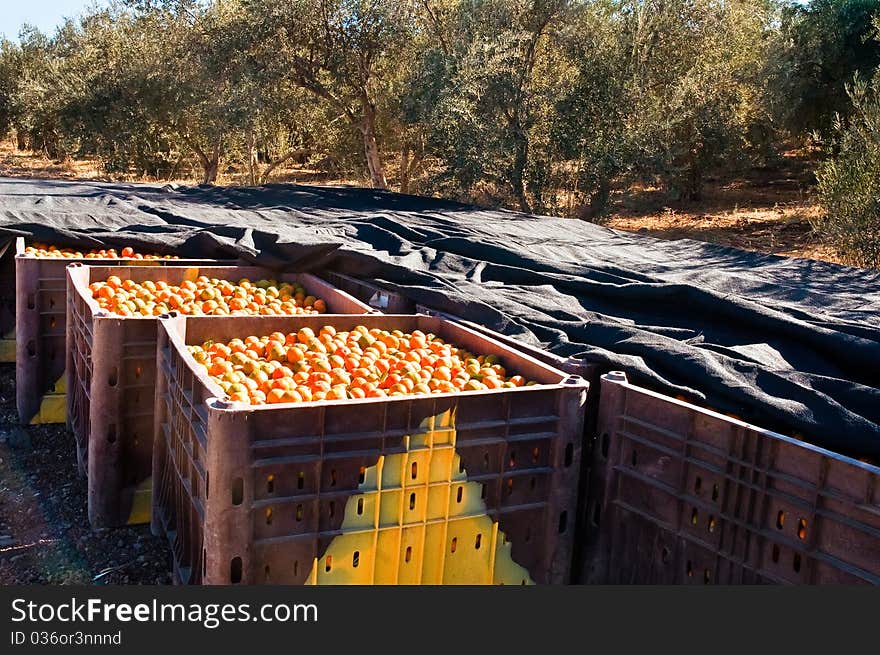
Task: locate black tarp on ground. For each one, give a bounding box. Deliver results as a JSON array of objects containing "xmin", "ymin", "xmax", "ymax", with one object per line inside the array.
[{"xmin": 1, "ymin": 176, "xmax": 878, "ymax": 459}]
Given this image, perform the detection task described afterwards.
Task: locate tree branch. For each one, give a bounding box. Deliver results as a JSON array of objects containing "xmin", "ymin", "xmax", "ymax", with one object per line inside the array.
[
  {"xmin": 420, "ymin": 0, "xmax": 451, "ymax": 56},
  {"xmin": 261, "ymin": 147, "xmax": 310, "ymax": 182}
]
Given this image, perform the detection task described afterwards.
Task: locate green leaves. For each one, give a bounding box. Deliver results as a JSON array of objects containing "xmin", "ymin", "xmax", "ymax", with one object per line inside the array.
[
  {"xmin": 816, "ymin": 74, "xmax": 880, "ymax": 268},
  {"xmin": 0, "ymin": 0, "xmax": 874, "ymax": 232}
]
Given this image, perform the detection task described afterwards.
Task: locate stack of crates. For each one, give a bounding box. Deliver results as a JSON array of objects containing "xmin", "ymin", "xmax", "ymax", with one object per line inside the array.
[
  {"xmin": 11, "ymin": 241, "xmax": 595, "ymax": 586},
  {"xmin": 15, "ymin": 245, "xmax": 873, "ymax": 585}
]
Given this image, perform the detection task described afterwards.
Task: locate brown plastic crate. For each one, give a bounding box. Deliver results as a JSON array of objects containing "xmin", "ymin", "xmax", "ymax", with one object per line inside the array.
[
  {"xmin": 151, "ymin": 313, "xmax": 588, "ymax": 585},
  {"xmin": 319, "ymin": 271, "xmax": 417, "ymax": 313},
  {"xmin": 15, "ymin": 237, "xmax": 236, "ymax": 425},
  {"xmin": 0, "ymin": 238, "xmax": 15, "ymax": 362},
  {"xmin": 582, "ymin": 371, "xmax": 880, "ymax": 585},
  {"xmin": 66, "ymin": 263, "xmax": 373, "ymax": 529}
]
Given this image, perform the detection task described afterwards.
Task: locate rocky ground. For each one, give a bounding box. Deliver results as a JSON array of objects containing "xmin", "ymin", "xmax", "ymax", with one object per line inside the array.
[{"xmin": 0, "ymin": 364, "xmax": 171, "ymax": 585}]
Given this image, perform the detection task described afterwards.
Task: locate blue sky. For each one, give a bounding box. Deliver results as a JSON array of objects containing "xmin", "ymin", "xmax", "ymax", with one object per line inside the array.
[{"xmin": 0, "ymin": 1, "xmax": 105, "ymax": 41}]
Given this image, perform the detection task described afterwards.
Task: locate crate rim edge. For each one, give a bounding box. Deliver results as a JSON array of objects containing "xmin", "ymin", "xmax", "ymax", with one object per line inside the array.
[
  {"xmin": 158, "ymin": 311, "xmax": 590, "ymax": 413},
  {"xmin": 414, "ymin": 304, "xmax": 593, "ymax": 373},
  {"xmin": 66, "ymin": 261, "xmax": 376, "ymax": 318},
  {"xmin": 601, "ymin": 370, "xmax": 880, "ymax": 477},
  {"xmin": 15, "ymin": 235, "xmax": 238, "ymax": 262}
]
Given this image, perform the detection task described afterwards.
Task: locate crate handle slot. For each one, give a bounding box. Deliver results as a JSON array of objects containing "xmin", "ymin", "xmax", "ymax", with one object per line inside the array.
[
  {"xmin": 558, "ymin": 510, "xmax": 568, "ymax": 533},
  {"xmin": 230, "ymin": 557, "xmax": 242, "ymax": 583},
  {"xmin": 231, "ymin": 478, "xmax": 243, "ymax": 506}
]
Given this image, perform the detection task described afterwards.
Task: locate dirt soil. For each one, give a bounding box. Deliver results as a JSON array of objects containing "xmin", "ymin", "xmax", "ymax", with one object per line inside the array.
[
  {"xmin": 0, "ymin": 364, "xmax": 172, "ymax": 585},
  {"xmin": 604, "ymin": 151, "xmax": 843, "ymax": 265}
]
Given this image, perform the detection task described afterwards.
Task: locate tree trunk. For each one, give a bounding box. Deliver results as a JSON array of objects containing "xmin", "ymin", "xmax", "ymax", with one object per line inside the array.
[
  {"xmin": 15, "ymin": 130, "xmax": 27, "ymax": 151},
  {"xmin": 400, "ymin": 144, "xmax": 411, "ymax": 195},
  {"xmin": 201, "ymin": 138, "xmax": 221, "ymax": 185},
  {"xmin": 247, "ymin": 128, "xmax": 258, "ymax": 186},
  {"xmin": 360, "ymin": 101, "xmax": 387, "ymax": 189},
  {"xmin": 261, "ymin": 148, "xmax": 309, "ymax": 183},
  {"xmin": 686, "ymin": 148, "xmax": 702, "ymax": 201},
  {"xmin": 510, "ymin": 126, "xmax": 531, "ymax": 213},
  {"xmin": 576, "ymin": 179, "xmax": 611, "ymax": 222}
]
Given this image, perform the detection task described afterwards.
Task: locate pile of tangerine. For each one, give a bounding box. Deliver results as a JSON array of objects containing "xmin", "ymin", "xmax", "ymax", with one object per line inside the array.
[
  {"xmin": 189, "ymin": 324, "xmax": 536, "ymax": 405},
  {"xmin": 25, "ymin": 243, "xmax": 177, "ymax": 260},
  {"xmin": 88, "ymin": 275, "xmax": 327, "ymax": 317}
]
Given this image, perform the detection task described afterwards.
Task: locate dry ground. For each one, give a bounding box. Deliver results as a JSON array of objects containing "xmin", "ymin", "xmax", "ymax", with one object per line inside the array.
[
  {"xmin": 604, "ymin": 152, "xmax": 841, "ymax": 264},
  {"xmin": 0, "ymin": 364, "xmax": 171, "ymax": 585},
  {"xmin": 0, "ymin": 141, "xmax": 844, "ymax": 265}
]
